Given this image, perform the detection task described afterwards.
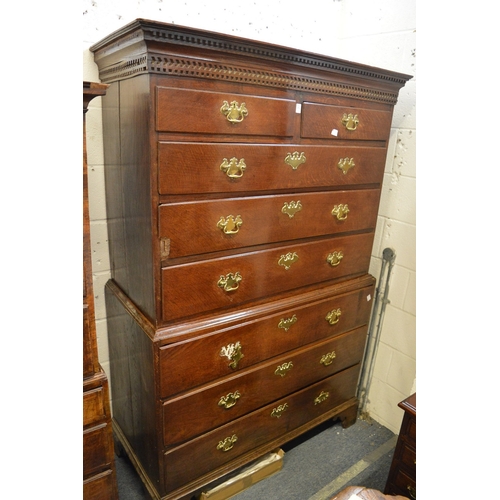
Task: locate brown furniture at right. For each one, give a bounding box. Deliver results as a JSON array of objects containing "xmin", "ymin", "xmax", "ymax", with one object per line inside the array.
[{"xmin": 384, "ymin": 393, "xmax": 416, "ymax": 499}]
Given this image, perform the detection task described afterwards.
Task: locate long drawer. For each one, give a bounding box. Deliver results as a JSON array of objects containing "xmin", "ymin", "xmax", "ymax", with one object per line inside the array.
[
  {"xmin": 156, "ymin": 86, "xmax": 296, "ymax": 137},
  {"xmin": 162, "ymin": 326, "xmax": 366, "ymax": 447},
  {"xmin": 158, "ymin": 142, "xmax": 387, "ymax": 194},
  {"xmin": 161, "ymin": 231, "xmax": 374, "ymax": 320},
  {"xmin": 160, "ymin": 189, "xmax": 380, "ymax": 258},
  {"xmin": 301, "ymin": 102, "xmax": 393, "ymax": 141},
  {"xmin": 159, "ymin": 281, "xmax": 374, "ymax": 398},
  {"xmin": 163, "ymin": 365, "xmax": 359, "ymax": 493}
]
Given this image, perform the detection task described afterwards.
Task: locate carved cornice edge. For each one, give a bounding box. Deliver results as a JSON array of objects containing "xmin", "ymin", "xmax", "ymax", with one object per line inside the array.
[{"xmin": 98, "ymin": 55, "xmax": 399, "ymax": 104}]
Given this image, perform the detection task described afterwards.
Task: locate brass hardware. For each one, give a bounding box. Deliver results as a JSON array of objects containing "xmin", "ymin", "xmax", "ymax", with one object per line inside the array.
[
  {"xmin": 338, "ymin": 157, "xmax": 355, "ymax": 175},
  {"xmin": 217, "ymin": 215, "xmax": 243, "ymax": 234},
  {"xmin": 160, "ymin": 238, "xmax": 170, "ymax": 259},
  {"xmin": 274, "ymin": 362, "xmax": 293, "ymax": 377},
  {"xmin": 341, "ymin": 113, "xmax": 359, "ymax": 131},
  {"xmin": 284, "ymin": 151, "xmax": 306, "ymax": 170},
  {"xmin": 332, "ymin": 204, "xmax": 349, "ymax": 220},
  {"xmin": 271, "ymin": 403, "xmax": 289, "ymax": 418},
  {"xmin": 218, "ymin": 391, "xmax": 241, "ymax": 409},
  {"xmin": 407, "ymin": 485, "xmax": 416, "ymax": 500},
  {"xmin": 320, "ymin": 351, "xmax": 337, "ymax": 366},
  {"xmin": 325, "ymin": 308, "xmax": 342, "ymax": 325},
  {"xmin": 327, "ymin": 251, "xmax": 344, "ymax": 267},
  {"xmin": 220, "ymin": 157, "xmax": 246, "ymax": 179},
  {"xmin": 278, "ymin": 315, "xmax": 297, "ymax": 332},
  {"xmin": 217, "ymin": 272, "xmax": 242, "ymax": 292},
  {"xmin": 278, "ymin": 252, "xmax": 299, "ymax": 270},
  {"xmin": 217, "ymin": 434, "xmax": 238, "ymax": 452},
  {"xmin": 281, "ymin": 201, "xmax": 302, "ymax": 218},
  {"xmin": 314, "ymin": 391, "xmax": 329, "ymax": 405},
  {"xmin": 219, "ymin": 341, "xmax": 244, "ymax": 369},
  {"xmin": 220, "ymin": 101, "xmax": 248, "ymax": 123}
]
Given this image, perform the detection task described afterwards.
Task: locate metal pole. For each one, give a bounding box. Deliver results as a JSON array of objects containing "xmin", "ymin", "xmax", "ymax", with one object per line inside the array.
[{"xmin": 357, "ymin": 248, "xmax": 396, "ymax": 418}]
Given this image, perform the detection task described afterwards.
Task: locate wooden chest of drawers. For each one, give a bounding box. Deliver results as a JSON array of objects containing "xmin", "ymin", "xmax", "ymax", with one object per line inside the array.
[
  {"xmin": 83, "ymin": 82, "xmax": 118, "ymax": 500},
  {"xmin": 385, "ymin": 393, "xmax": 416, "ymax": 499},
  {"xmin": 91, "ymin": 19, "xmax": 411, "ymax": 500}
]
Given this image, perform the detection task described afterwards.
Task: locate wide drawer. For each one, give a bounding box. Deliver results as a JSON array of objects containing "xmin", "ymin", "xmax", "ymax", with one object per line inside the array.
[
  {"xmin": 163, "ymin": 365, "xmax": 359, "ymax": 493},
  {"xmin": 160, "ymin": 189, "xmax": 380, "ymax": 259},
  {"xmin": 159, "ymin": 281, "xmax": 374, "ymax": 398},
  {"xmin": 156, "ymin": 87, "xmax": 296, "ymax": 137},
  {"xmin": 301, "ymin": 102, "xmax": 393, "ymax": 141},
  {"xmin": 158, "ymin": 142, "xmax": 387, "ymax": 194},
  {"xmin": 162, "ymin": 326, "xmax": 366, "ymax": 447},
  {"xmin": 161, "ymin": 231, "xmax": 374, "ymax": 321}
]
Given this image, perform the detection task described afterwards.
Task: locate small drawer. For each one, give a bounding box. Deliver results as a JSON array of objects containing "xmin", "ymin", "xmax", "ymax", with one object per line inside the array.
[
  {"xmin": 156, "ymin": 87, "xmax": 296, "ymax": 137},
  {"xmin": 159, "ymin": 189, "xmax": 380, "ymax": 259},
  {"xmin": 163, "ymin": 365, "xmax": 359, "ymax": 493},
  {"xmin": 158, "ymin": 142, "xmax": 387, "ymax": 195},
  {"xmin": 390, "ymin": 468, "xmax": 416, "ymax": 499},
  {"xmin": 162, "ymin": 326, "xmax": 366, "ymax": 447},
  {"xmin": 399, "ymin": 442, "xmax": 416, "ymax": 476},
  {"xmin": 83, "ymin": 386, "xmax": 106, "ymax": 428},
  {"xmin": 159, "ymin": 281, "xmax": 374, "ymax": 398},
  {"xmin": 301, "ymin": 102, "xmax": 393, "ymax": 141},
  {"xmin": 83, "ymin": 423, "xmax": 114, "ymax": 478},
  {"xmin": 161, "ymin": 231, "xmax": 374, "ymax": 321}
]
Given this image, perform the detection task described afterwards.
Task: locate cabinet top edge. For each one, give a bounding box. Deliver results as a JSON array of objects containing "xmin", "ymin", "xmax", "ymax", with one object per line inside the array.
[{"xmin": 89, "ymin": 18, "xmax": 412, "ymax": 88}]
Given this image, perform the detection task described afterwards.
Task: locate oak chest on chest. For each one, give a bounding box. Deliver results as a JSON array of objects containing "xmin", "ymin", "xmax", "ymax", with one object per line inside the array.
[{"xmin": 90, "ymin": 19, "xmax": 411, "ymax": 500}]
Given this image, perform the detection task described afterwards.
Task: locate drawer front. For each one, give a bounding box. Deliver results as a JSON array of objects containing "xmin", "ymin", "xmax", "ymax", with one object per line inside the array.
[
  {"xmin": 160, "ymin": 189, "xmax": 380, "ymax": 258},
  {"xmin": 83, "ymin": 423, "xmax": 114, "ymax": 478},
  {"xmin": 390, "ymin": 468, "xmax": 416, "ymax": 499},
  {"xmin": 156, "ymin": 87, "xmax": 296, "ymax": 137},
  {"xmin": 159, "ymin": 282, "xmax": 374, "ymax": 398},
  {"xmin": 161, "ymin": 232, "xmax": 374, "ymax": 321},
  {"xmin": 162, "ymin": 327, "xmax": 366, "ymax": 447},
  {"xmin": 83, "ymin": 386, "xmax": 106, "ymax": 427},
  {"xmin": 399, "ymin": 441, "xmax": 416, "ymax": 476},
  {"xmin": 163, "ymin": 365, "xmax": 359, "ymax": 493},
  {"xmin": 301, "ymin": 102, "xmax": 393, "ymax": 141},
  {"xmin": 158, "ymin": 142, "xmax": 387, "ymax": 194}
]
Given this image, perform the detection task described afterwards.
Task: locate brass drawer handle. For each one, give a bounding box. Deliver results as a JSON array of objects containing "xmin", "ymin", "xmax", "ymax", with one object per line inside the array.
[
  {"xmin": 275, "ymin": 361, "xmax": 293, "ymax": 377},
  {"xmin": 278, "ymin": 314, "xmax": 297, "ymax": 332},
  {"xmin": 221, "ymin": 100, "xmax": 248, "ymax": 123},
  {"xmin": 332, "ymin": 204, "xmax": 349, "ymax": 220},
  {"xmin": 284, "ymin": 151, "xmax": 306, "ymax": 170},
  {"xmin": 281, "ymin": 201, "xmax": 302, "ymax": 218},
  {"xmin": 338, "ymin": 157, "xmax": 355, "ymax": 174},
  {"xmin": 278, "ymin": 252, "xmax": 299, "ymax": 270},
  {"xmin": 325, "ymin": 308, "xmax": 342, "ymax": 325},
  {"xmin": 220, "ymin": 157, "xmax": 246, "ymax": 178},
  {"xmin": 407, "ymin": 485, "xmax": 416, "ymax": 500},
  {"xmin": 218, "ymin": 272, "xmax": 242, "ymax": 292},
  {"xmin": 327, "ymin": 251, "xmax": 344, "ymax": 267},
  {"xmin": 341, "ymin": 113, "xmax": 359, "ymax": 131},
  {"xmin": 320, "ymin": 351, "xmax": 337, "ymax": 366},
  {"xmin": 217, "ymin": 434, "xmax": 238, "ymax": 452},
  {"xmin": 314, "ymin": 391, "xmax": 329, "ymax": 405},
  {"xmin": 271, "ymin": 403, "xmax": 289, "ymax": 418},
  {"xmin": 217, "ymin": 215, "xmax": 243, "ymax": 234},
  {"xmin": 219, "ymin": 341, "xmax": 244, "ymax": 370},
  {"xmin": 218, "ymin": 391, "xmax": 241, "ymax": 409}
]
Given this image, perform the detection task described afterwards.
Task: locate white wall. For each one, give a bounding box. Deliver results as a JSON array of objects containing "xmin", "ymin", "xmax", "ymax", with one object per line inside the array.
[{"xmin": 83, "ymin": 0, "xmax": 416, "ymax": 435}]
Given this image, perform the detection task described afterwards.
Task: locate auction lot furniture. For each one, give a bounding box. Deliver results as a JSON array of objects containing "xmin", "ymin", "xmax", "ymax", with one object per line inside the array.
[{"xmin": 90, "ymin": 20, "xmax": 411, "ymax": 499}]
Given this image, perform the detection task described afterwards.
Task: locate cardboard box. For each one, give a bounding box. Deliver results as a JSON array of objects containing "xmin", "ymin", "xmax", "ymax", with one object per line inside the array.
[{"xmin": 199, "ymin": 449, "xmax": 285, "ymax": 500}]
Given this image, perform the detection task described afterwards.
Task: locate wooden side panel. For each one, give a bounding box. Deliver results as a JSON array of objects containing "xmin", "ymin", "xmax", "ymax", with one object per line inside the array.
[
  {"xmin": 102, "ymin": 76, "xmax": 156, "ymax": 322},
  {"xmin": 105, "ymin": 281, "xmax": 160, "ymax": 490}
]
